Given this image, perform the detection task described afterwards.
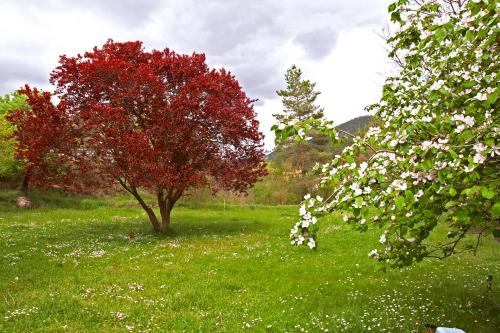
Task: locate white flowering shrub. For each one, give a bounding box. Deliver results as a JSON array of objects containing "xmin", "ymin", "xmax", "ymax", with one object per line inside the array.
[{"xmin": 272, "ymin": 0, "xmax": 499, "ymax": 268}]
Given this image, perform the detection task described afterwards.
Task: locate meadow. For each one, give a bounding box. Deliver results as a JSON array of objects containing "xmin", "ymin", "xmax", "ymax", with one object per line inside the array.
[{"xmin": 0, "ymin": 190, "xmax": 499, "ymax": 332}]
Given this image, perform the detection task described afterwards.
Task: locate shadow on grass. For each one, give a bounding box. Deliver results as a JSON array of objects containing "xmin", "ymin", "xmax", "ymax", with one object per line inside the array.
[
  {"xmin": 25, "ymin": 213, "xmax": 271, "ymax": 250},
  {"xmin": 0, "ymin": 190, "xmax": 107, "ymax": 211}
]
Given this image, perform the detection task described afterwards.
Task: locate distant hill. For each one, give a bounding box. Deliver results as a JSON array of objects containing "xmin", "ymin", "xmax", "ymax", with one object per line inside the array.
[
  {"xmin": 266, "ymin": 115, "xmax": 373, "ymax": 160},
  {"xmin": 336, "ymin": 115, "xmax": 373, "ymax": 135}
]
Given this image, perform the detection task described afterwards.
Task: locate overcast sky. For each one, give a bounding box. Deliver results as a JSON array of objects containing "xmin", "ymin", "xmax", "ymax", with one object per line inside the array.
[{"xmin": 0, "ymin": 0, "xmax": 392, "ymax": 150}]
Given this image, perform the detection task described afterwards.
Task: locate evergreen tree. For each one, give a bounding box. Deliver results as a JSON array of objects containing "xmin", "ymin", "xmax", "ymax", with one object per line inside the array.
[
  {"xmin": 273, "ymin": 65, "xmax": 324, "ymax": 123},
  {"xmin": 273, "ymin": 65, "xmax": 329, "ymax": 172}
]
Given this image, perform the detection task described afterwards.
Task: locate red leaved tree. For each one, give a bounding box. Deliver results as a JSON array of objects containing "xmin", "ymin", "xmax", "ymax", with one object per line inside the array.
[
  {"xmin": 8, "ymin": 85, "xmax": 109, "ymax": 195},
  {"xmin": 48, "ymin": 39, "xmax": 266, "ymax": 231},
  {"xmin": 7, "ymin": 86, "xmax": 67, "ymax": 194}
]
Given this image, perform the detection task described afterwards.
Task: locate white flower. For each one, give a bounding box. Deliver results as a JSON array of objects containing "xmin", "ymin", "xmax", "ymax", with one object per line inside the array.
[
  {"xmin": 128, "ymin": 283, "xmax": 144, "ymax": 291},
  {"xmin": 296, "ymin": 235, "xmax": 305, "ymax": 245},
  {"xmin": 455, "ymin": 124, "xmax": 465, "ymax": 133},
  {"xmin": 473, "ymin": 143, "xmax": 486, "ymax": 153},
  {"xmin": 476, "ymin": 93, "xmax": 488, "ymax": 101},
  {"xmin": 430, "ymin": 80, "xmax": 445, "ymax": 90},
  {"xmin": 307, "ymin": 238, "xmax": 316, "ymax": 249},
  {"xmin": 90, "ymin": 250, "xmax": 106, "ymax": 258},
  {"xmin": 359, "ymin": 162, "xmax": 368, "ymax": 173},
  {"xmin": 379, "ymin": 233, "xmax": 387, "ymax": 244},
  {"xmin": 463, "ymin": 116, "xmax": 475, "ymax": 127},
  {"xmin": 391, "ymin": 179, "xmax": 407, "ymax": 191},
  {"xmin": 464, "ymin": 165, "xmax": 475, "ymax": 173},
  {"xmin": 368, "ymin": 249, "xmax": 379, "ymax": 258},
  {"xmin": 473, "ymin": 153, "xmax": 486, "ymax": 164},
  {"xmin": 421, "ymin": 141, "xmax": 432, "ymax": 150},
  {"xmin": 111, "ymin": 312, "xmax": 127, "ymax": 321}
]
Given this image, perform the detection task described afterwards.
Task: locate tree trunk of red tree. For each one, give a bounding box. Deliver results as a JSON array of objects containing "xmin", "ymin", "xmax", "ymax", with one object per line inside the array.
[
  {"xmin": 157, "ymin": 190, "xmax": 181, "ymax": 232},
  {"xmin": 20, "ymin": 174, "xmax": 29, "ymax": 195},
  {"xmin": 119, "ymin": 180, "xmax": 161, "ymax": 231},
  {"xmin": 119, "ymin": 180, "xmax": 184, "ymax": 232}
]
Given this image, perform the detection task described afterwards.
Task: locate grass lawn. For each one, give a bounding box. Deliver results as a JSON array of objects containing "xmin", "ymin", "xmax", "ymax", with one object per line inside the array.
[{"xmin": 0, "ymin": 191, "xmax": 499, "ymax": 332}]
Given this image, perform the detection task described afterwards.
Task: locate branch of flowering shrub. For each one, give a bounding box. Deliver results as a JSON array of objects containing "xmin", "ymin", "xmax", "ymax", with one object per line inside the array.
[{"xmin": 273, "ymin": 0, "xmax": 499, "ymax": 268}]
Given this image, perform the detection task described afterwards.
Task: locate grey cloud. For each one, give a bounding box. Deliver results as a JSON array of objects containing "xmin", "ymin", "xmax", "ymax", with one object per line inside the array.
[
  {"xmin": 200, "ymin": 3, "xmax": 279, "ymax": 56},
  {"xmin": 0, "ymin": 59, "xmax": 47, "ymax": 94},
  {"xmin": 231, "ymin": 62, "xmax": 283, "ymax": 101},
  {"xmin": 155, "ymin": 0, "xmax": 386, "ymax": 100},
  {"xmin": 295, "ymin": 28, "xmax": 338, "ymax": 60},
  {"xmin": 1, "ymin": 0, "xmax": 388, "ymax": 101},
  {"xmin": 80, "ymin": 0, "xmax": 164, "ymax": 25},
  {"xmin": 12, "ymin": 0, "xmax": 164, "ymax": 26}
]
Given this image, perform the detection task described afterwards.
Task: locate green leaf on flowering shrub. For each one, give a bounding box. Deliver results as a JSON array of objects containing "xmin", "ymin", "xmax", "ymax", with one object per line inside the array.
[
  {"xmin": 435, "ymin": 28, "xmax": 447, "ymax": 42},
  {"xmin": 422, "ymin": 159, "xmax": 432, "ymax": 171},
  {"xmin": 449, "ymin": 187, "xmax": 457, "ymax": 197},
  {"xmin": 486, "ymin": 93, "xmax": 497, "ymax": 105},
  {"xmin": 462, "ymin": 80, "xmax": 476, "ymax": 88},
  {"xmin": 492, "ymin": 203, "xmax": 500, "ymax": 217},
  {"xmin": 445, "ymin": 201, "xmax": 458, "ymax": 208},
  {"xmin": 481, "ymin": 188, "xmax": 494, "ymax": 199},
  {"xmin": 405, "ymin": 190, "xmax": 414, "ymax": 202},
  {"xmin": 345, "ymin": 155, "xmax": 355, "ymax": 163},
  {"xmin": 466, "ymin": 30, "xmax": 475, "ymax": 42},
  {"xmin": 395, "ymin": 196, "xmax": 405, "ymax": 210},
  {"xmin": 449, "ymin": 150, "xmax": 458, "ymax": 159}
]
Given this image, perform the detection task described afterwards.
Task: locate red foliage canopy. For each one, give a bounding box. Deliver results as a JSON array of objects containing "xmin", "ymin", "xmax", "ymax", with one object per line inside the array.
[
  {"xmin": 8, "ymin": 86, "xmax": 109, "ymax": 193},
  {"xmin": 7, "ymin": 86, "xmax": 68, "ymax": 190},
  {"xmin": 48, "ymin": 40, "xmax": 267, "ymax": 230}
]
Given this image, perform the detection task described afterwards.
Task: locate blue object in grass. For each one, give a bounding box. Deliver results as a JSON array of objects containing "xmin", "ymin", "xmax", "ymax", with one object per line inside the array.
[{"xmin": 436, "ymin": 328, "xmax": 465, "ymax": 333}]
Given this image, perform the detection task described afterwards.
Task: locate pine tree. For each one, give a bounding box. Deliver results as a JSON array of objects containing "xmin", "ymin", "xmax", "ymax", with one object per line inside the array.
[
  {"xmin": 273, "ymin": 65, "xmax": 324, "ymax": 123},
  {"xmin": 273, "ymin": 65, "xmax": 328, "ymax": 172}
]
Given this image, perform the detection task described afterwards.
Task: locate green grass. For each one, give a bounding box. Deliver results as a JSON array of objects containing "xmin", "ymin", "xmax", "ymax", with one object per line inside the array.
[{"xmin": 0, "ymin": 190, "xmax": 499, "ymax": 332}]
